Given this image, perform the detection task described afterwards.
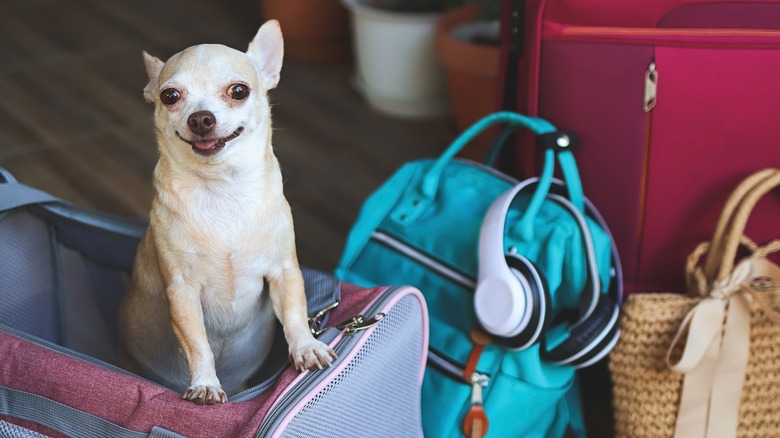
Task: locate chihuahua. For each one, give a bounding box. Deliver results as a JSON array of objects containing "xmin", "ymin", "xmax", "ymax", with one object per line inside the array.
[{"xmin": 118, "ymin": 20, "xmax": 336, "ymax": 405}]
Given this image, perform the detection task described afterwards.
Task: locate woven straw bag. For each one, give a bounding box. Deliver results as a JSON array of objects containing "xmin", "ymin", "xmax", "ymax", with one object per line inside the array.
[{"xmin": 609, "ymin": 168, "xmax": 780, "ymax": 438}]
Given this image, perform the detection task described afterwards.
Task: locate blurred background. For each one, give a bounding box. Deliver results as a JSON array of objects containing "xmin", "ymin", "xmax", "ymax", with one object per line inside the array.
[{"xmin": 0, "ymin": 0, "xmax": 502, "ymax": 272}]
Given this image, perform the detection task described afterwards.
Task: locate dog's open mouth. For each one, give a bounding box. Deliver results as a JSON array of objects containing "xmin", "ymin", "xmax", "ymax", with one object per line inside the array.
[{"xmin": 176, "ymin": 127, "xmax": 244, "ymax": 157}]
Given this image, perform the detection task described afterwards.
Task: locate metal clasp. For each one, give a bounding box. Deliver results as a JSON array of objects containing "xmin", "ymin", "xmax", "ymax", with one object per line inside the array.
[
  {"xmin": 308, "ymin": 301, "xmax": 339, "ymax": 337},
  {"xmin": 336, "ymin": 313, "xmax": 386, "ymax": 335}
]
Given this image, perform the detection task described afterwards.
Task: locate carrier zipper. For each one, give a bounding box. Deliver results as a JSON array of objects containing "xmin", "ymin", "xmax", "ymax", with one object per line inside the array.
[
  {"xmin": 256, "ymin": 286, "xmax": 401, "ymax": 437},
  {"xmin": 371, "ymin": 231, "xmax": 477, "ymax": 291}
]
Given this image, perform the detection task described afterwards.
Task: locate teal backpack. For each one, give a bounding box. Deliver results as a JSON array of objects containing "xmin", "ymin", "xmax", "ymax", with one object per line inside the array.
[{"xmin": 336, "ymin": 112, "xmax": 622, "ymax": 437}]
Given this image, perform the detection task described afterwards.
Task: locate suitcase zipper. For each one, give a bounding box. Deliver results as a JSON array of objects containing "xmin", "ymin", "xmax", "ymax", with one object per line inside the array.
[
  {"xmin": 560, "ymin": 26, "xmax": 780, "ymax": 38},
  {"xmin": 256, "ymin": 287, "xmax": 399, "ymax": 437},
  {"xmin": 636, "ymin": 61, "xmax": 657, "ymax": 280},
  {"xmin": 643, "ymin": 62, "xmax": 657, "ymax": 112},
  {"xmin": 370, "ymin": 230, "xmax": 477, "ymax": 291},
  {"xmin": 543, "ymin": 23, "xmax": 780, "ymax": 47}
]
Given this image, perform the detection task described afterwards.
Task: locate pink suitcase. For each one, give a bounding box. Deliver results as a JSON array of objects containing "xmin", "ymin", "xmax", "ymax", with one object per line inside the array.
[{"xmin": 499, "ymin": 0, "xmax": 780, "ymax": 292}]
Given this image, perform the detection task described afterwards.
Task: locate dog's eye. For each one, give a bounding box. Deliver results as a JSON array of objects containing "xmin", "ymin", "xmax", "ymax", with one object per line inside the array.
[
  {"xmin": 227, "ymin": 84, "xmax": 249, "ymax": 101},
  {"xmin": 160, "ymin": 88, "xmax": 181, "ymax": 105}
]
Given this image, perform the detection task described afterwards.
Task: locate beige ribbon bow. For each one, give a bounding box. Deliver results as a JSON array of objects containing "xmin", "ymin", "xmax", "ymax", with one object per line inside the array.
[{"xmin": 667, "ymin": 256, "xmax": 780, "ymax": 438}]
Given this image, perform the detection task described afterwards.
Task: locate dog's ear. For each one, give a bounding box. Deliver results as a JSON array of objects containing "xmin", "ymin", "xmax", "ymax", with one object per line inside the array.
[
  {"xmin": 247, "ymin": 20, "xmax": 284, "ymax": 91},
  {"xmin": 142, "ymin": 51, "xmax": 165, "ymax": 104}
]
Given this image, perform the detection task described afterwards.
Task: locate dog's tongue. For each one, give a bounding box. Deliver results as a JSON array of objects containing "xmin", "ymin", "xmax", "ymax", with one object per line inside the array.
[{"xmin": 194, "ymin": 140, "xmax": 218, "ymax": 151}]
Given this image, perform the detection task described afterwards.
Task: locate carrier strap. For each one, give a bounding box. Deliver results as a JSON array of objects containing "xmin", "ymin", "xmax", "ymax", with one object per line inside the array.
[
  {"xmin": 0, "ymin": 183, "xmax": 62, "ymax": 213},
  {"xmin": 301, "ymin": 268, "xmax": 342, "ymax": 318},
  {"xmin": 0, "ymin": 386, "xmax": 184, "ymax": 438}
]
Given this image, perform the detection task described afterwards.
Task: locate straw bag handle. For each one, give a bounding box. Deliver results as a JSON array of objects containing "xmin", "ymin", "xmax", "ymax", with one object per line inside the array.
[
  {"xmin": 687, "ymin": 169, "xmax": 780, "ymax": 294},
  {"xmin": 686, "ymin": 169, "xmax": 777, "ymax": 293},
  {"xmin": 702, "ymin": 168, "xmax": 780, "ymax": 282}
]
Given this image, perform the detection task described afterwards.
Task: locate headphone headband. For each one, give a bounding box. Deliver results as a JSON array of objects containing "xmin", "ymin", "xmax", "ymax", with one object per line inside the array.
[
  {"xmin": 475, "ymin": 177, "xmax": 623, "ymax": 368},
  {"xmin": 478, "ymin": 179, "xmax": 602, "ymax": 314}
]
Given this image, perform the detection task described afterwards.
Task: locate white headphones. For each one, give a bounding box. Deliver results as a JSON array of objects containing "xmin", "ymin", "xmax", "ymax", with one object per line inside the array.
[{"xmin": 474, "ymin": 178, "xmax": 622, "ymax": 368}]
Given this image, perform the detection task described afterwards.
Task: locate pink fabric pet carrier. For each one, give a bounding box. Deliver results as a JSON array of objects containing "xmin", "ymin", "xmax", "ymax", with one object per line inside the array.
[{"xmin": 0, "ymin": 168, "xmax": 429, "ymax": 438}]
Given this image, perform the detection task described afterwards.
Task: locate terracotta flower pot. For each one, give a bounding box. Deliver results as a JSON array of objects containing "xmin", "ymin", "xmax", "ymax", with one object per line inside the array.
[
  {"xmin": 260, "ymin": 0, "xmax": 351, "ymax": 62},
  {"xmin": 436, "ymin": 5, "xmax": 500, "ymax": 159}
]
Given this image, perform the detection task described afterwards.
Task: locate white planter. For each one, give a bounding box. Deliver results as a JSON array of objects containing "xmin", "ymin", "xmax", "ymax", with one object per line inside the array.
[{"xmin": 341, "ymin": 0, "xmax": 450, "ymax": 118}]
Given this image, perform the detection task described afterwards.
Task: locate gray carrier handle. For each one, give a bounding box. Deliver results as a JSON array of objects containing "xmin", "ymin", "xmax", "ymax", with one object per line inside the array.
[{"xmin": 0, "ymin": 167, "xmax": 63, "ymax": 212}]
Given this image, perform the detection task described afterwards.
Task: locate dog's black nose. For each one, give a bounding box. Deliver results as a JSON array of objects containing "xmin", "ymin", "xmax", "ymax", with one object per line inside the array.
[{"xmin": 188, "ymin": 111, "xmax": 216, "ymax": 136}]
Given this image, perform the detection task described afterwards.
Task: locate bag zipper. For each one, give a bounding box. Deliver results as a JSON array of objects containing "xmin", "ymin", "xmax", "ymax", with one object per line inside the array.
[
  {"xmin": 429, "ymin": 347, "xmax": 491, "ymax": 438},
  {"xmin": 371, "ymin": 231, "xmax": 477, "ymax": 291},
  {"xmin": 429, "ymin": 348, "xmax": 490, "ymax": 387},
  {"xmin": 255, "ymin": 287, "xmax": 397, "ymax": 437}
]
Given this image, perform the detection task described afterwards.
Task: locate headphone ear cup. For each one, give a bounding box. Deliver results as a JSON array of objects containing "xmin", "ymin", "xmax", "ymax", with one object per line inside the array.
[
  {"xmin": 489, "ymin": 254, "xmax": 549, "ymax": 350},
  {"xmin": 540, "ymin": 294, "xmax": 620, "ymax": 368}
]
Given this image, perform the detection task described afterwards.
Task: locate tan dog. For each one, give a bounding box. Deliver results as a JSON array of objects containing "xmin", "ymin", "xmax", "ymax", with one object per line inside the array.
[{"xmin": 118, "ymin": 20, "xmax": 336, "ymax": 405}]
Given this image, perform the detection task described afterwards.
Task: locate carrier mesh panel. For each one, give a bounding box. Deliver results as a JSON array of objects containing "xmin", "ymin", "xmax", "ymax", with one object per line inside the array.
[
  {"xmin": 0, "ymin": 211, "xmax": 58, "ymax": 342},
  {"xmin": 0, "ymin": 421, "xmax": 49, "ymax": 438},
  {"xmin": 0, "ymin": 208, "xmax": 131, "ymax": 365},
  {"xmin": 280, "ymin": 294, "xmax": 424, "ymax": 438},
  {"xmin": 60, "ymin": 244, "xmax": 128, "ymax": 364}
]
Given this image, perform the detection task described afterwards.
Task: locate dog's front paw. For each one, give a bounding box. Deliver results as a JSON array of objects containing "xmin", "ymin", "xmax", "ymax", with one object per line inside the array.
[
  {"xmin": 289, "ymin": 338, "xmax": 338, "ymax": 372},
  {"xmin": 183, "ymin": 385, "xmax": 227, "ymax": 405}
]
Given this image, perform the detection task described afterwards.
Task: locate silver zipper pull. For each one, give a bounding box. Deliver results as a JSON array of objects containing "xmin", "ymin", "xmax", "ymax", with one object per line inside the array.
[
  {"xmin": 643, "ymin": 62, "xmax": 658, "ymax": 112},
  {"xmin": 470, "ymin": 372, "xmax": 489, "ymax": 405},
  {"xmin": 463, "ymin": 372, "xmax": 490, "ymax": 438}
]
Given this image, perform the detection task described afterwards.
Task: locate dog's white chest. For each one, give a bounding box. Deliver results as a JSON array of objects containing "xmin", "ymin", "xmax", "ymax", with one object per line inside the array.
[{"xmin": 158, "ymin": 180, "xmax": 290, "ymax": 317}]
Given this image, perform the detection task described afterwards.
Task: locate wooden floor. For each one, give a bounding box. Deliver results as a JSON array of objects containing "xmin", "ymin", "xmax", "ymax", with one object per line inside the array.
[{"xmin": 0, "ymin": 0, "xmax": 456, "ymax": 272}]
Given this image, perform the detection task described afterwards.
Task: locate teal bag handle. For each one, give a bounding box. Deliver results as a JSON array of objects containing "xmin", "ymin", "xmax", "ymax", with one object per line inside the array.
[
  {"xmin": 420, "ymin": 112, "xmax": 556, "ymax": 197},
  {"xmin": 416, "ymin": 111, "xmax": 585, "ymax": 241},
  {"xmin": 524, "ymin": 146, "xmax": 585, "ymax": 239}
]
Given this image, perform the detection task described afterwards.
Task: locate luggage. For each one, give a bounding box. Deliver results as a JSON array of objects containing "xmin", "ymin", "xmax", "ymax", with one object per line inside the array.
[
  {"xmin": 0, "ymin": 168, "xmax": 428, "ymax": 438},
  {"xmin": 499, "ymin": 0, "xmax": 780, "ymax": 292},
  {"xmin": 336, "ymin": 112, "xmax": 623, "ymax": 437},
  {"xmin": 609, "ymin": 168, "xmax": 780, "ymax": 437}
]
